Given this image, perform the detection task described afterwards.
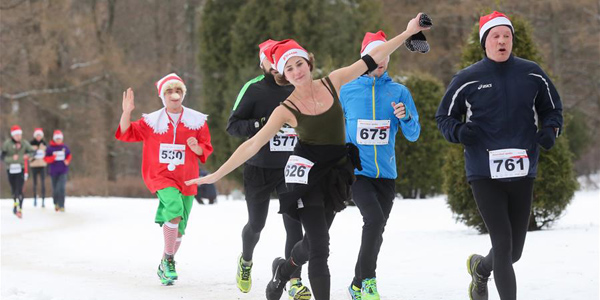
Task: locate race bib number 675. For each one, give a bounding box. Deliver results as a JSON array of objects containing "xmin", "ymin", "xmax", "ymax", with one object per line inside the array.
[
  {"xmin": 357, "ymin": 119, "xmax": 390, "ymax": 145},
  {"xmin": 489, "ymin": 148, "xmax": 529, "ymax": 179},
  {"xmin": 284, "ymin": 155, "xmax": 314, "ymax": 184}
]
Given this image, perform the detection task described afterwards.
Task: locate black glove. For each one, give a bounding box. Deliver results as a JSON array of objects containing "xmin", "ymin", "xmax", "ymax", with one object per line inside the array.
[
  {"xmin": 456, "ymin": 122, "xmax": 479, "ymax": 146},
  {"xmin": 405, "ymin": 13, "xmax": 432, "ymax": 54},
  {"xmin": 346, "ymin": 143, "xmax": 363, "ymax": 171},
  {"xmin": 537, "ymin": 127, "xmax": 557, "ymax": 150}
]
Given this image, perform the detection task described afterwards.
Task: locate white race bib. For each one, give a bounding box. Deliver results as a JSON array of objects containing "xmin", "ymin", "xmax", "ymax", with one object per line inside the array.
[
  {"xmin": 54, "ymin": 150, "xmax": 65, "ymax": 161},
  {"xmin": 356, "ymin": 119, "xmax": 390, "ymax": 145},
  {"xmin": 159, "ymin": 144, "xmax": 186, "ymax": 166},
  {"xmin": 489, "ymin": 148, "xmax": 529, "ymax": 179},
  {"xmin": 9, "ymin": 163, "xmax": 22, "ymax": 174},
  {"xmin": 34, "ymin": 149, "xmax": 45, "ymax": 160},
  {"xmin": 284, "ymin": 155, "xmax": 314, "ymax": 184},
  {"xmin": 270, "ymin": 128, "xmax": 298, "ymax": 152}
]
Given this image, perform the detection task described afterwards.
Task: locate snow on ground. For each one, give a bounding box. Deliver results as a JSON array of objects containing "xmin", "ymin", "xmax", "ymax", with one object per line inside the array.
[{"xmin": 1, "ymin": 189, "xmax": 598, "ymax": 300}]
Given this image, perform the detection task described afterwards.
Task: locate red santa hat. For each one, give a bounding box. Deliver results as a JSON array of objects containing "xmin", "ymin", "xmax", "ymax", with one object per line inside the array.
[
  {"xmin": 259, "ymin": 39, "xmax": 278, "ymax": 67},
  {"xmin": 265, "ymin": 39, "xmax": 310, "ymax": 75},
  {"xmin": 53, "ymin": 130, "xmax": 63, "ymax": 141},
  {"xmin": 155, "ymin": 73, "xmax": 187, "ymax": 106},
  {"xmin": 360, "ymin": 30, "xmax": 387, "ymax": 57},
  {"xmin": 10, "ymin": 125, "xmax": 22, "ymax": 137},
  {"xmin": 33, "ymin": 128, "xmax": 44, "ymax": 137},
  {"xmin": 479, "ymin": 11, "xmax": 514, "ymax": 44}
]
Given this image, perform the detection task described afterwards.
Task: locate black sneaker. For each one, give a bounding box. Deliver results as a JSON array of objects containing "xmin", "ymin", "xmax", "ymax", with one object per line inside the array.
[
  {"xmin": 266, "ymin": 257, "xmax": 287, "ymax": 300},
  {"xmin": 467, "ymin": 254, "xmax": 489, "ymax": 300}
]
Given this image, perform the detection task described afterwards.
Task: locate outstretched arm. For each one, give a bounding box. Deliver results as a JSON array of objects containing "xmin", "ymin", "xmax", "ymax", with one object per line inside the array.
[
  {"xmin": 329, "ymin": 13, "xmax": 429, "ymax": 90},
  {"xmin": 185, "ymin": 106, "xmax": 294, "ymax": 186}
]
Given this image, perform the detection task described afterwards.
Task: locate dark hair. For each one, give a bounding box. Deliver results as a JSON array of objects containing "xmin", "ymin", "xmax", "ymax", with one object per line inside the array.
[{"xmin": 274, "ymin": 53, "xmax": 315, "ymax": 86}]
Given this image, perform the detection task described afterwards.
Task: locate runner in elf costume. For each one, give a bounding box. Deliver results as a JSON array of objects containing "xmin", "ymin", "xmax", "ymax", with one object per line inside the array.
[{"xmin": 115, "ymin": 73, "xmax": 213, "ymax": 285}]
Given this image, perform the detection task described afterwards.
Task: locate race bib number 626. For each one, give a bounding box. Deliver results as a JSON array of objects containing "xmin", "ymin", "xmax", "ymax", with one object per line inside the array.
[
  {"xmin": 284, "ymin": 155, "xmax": 314, "ymax": 184},
  {"xmin": 489, "ymin": 148, "xmax": 529, "ymax": 179}
]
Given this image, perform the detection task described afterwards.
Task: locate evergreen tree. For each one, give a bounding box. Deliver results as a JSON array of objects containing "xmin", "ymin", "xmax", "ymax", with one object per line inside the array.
[
  {"xmin": 444, "ymin": 13, "xmax": 578, "ymax": 232},
  {"xmin": 394, "ymin": 73, "xmax": 446, "ymax": 198},
  {"xmin": 199, "ymin": 0, "xmax": 385, "ymax": 184}
]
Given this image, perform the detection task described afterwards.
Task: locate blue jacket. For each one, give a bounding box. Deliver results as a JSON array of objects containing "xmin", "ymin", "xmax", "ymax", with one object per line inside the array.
[
  {"xmin": 436, "ymin": 55, "xmax": 563, "ymax": 181},
  {"xmin": 340, "ymin": 72, "xmax": 420, "ymax": 179}
]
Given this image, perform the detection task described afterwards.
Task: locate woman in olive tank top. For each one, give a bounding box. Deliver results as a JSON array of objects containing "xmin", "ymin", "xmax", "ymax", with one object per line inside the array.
[{"xmin": 185, "ymin": 14, "xmax": 428, "ymax": 300}]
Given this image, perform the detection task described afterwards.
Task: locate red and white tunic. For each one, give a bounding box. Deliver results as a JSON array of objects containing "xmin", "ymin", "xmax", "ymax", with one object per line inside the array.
[{"xmin": 115, "ymin": 106, "xmax": 213, "ymax": 196}]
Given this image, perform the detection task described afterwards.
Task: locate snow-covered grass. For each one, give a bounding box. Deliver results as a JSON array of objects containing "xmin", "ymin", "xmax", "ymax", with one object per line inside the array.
[{"xmin": 1, "ymin": 189, "xmax": 598, "ymax": 300}]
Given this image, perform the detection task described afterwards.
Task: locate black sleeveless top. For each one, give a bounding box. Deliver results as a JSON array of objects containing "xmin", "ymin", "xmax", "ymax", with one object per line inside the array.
[{"xmin": 280, "ymin": 77, "xmax": 345, "ymax": 145}]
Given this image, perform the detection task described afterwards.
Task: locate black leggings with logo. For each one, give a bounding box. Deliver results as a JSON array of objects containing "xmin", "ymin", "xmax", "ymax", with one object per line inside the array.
[{"xmin": 470, "ymin": 177, "xmax": 534, "ymax": 300}]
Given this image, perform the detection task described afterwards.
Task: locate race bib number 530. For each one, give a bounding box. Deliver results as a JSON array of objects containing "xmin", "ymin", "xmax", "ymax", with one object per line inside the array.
[
  {"xmin": 357, "ymin": 119, "xmax": 390, "ymax": 145},
  {"xmin": 159, "ymin": 144, "xmax": 186, "ymax": 166},
  {"xmin": 489, "ymin": 148, "xmax": 529, "ymax": 179},
  {"xmin": 284, "ymin": 155, "xmax": 314, "ymax": 184}
]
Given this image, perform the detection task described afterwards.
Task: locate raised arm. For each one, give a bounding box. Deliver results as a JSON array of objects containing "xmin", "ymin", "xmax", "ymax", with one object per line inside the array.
[
  {"xmin": 119, "ymin": 88, "xmax": 135, "ymax": 134},
  {"xmin": 328, "ymin": 13, "xmax": 429, "ymax": 90},
  {"xmin": 185, "ymin": 105, "xmax": 295, "ymax": 186}
]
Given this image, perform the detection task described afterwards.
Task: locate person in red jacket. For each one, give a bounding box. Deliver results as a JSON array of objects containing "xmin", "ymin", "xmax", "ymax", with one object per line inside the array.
[{"xmin": 115, "ymin": 73, "xmax": 213, "ymax": 286}]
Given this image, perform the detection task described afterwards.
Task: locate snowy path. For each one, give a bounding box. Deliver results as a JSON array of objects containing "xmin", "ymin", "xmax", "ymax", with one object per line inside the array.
[{"xmin": 1, "ymin": 190, "xmax": 598, "ymax": 300}]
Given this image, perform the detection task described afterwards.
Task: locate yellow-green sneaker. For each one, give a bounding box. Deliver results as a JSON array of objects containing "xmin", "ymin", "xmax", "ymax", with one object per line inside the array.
[
  {"xmin": 288, "ymin": 278, "xmax": 311, "ymax": 300},
  {"xmin": 348, "ymin": 284, "xmax": 362, "ymax": 300},
  {"xmin": 467, "ymin": 254, "xmax": 489, "ymax": 300},
  {"xmin": 361, "ymin": 278, "xmax": 380, "ymax": 300},
  {"xmin": 236, "ymin": 254, "xmax": 252, "ymax": 293}
]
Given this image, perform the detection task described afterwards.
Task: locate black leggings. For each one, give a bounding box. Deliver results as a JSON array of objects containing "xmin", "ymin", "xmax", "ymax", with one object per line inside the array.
[
  {"xmin": 280, "ymin": 204, "xmax": 336, "ymax": 300},
  {"xmin": 7, "ymin": 171, "xmax": 24, "ymax": 208},
  {"xmin": 31, "ymin": 167, "xmax": 46, "ymax": 200},
  {"xmin": 351, "ymin": 176, "xmax": 395, "ymax": 286},
  {"xmin": 242, "ymin": 199, "xmax": 304, "ymax": 277},
  {"xmin": 470, "ymin": 178, "xmax": 534, "ymax": 300}
]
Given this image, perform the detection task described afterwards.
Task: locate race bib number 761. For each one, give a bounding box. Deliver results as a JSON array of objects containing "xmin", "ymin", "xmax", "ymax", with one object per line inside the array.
[{"xmin": 489, "ymin": 148, "xmax": 529, "ymax": 179}]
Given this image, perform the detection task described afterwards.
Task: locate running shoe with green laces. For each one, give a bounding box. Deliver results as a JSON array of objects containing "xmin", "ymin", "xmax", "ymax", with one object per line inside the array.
[
  {"xmin": 288, "ymin": 278, "xmax": 311, "ymax": 300},
  {"xmin": 157, "ymin": 260, "xmax": 174, "ymax": 285},
  {"xmin": 361, "ymin": 278, "xmax": 380, "ymax": 300},
  {"xmin": 162, "ymin": 255, "xmax": 178, "ymax": 280},
  {"xmin": 348, "ymin": 284, "xmax": 362, "ymax": 300},
  {"xmin": 467, "ymin": 254, "xmax": 489, "ymax": 300},
  {"xmin": 236, "ymin": 254, "xmax": 252, "ymax": 293}
]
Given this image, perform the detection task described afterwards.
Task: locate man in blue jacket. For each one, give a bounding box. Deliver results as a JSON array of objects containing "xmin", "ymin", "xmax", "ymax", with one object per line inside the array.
[
  {"xmin": 436, "ymin": 11, "xmax": 563, "ymax": 300},
  {"xmin": 340, "ymin": 30, "xmax": 420, "ymax": 300}
]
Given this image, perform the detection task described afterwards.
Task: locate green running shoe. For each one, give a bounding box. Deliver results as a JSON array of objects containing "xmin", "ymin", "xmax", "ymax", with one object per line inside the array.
[
  {"xmin": 157, "ymin": 261, "xmax": 174, "ymax": 286},
  {"xmin": 161, "ymin": 255, "xmax": 178, "ymax": 280},
  {"xmin": 348, "ymin": 284, "xmax": 362, "ymax": 300},
  {"xmin": 288, "ymin": 278, "xmax": 311, "ymax": 300},
  {"xmin": 361, "ymin": 278, "xmax": 380, "ymax": 300},
  {"xmin": 236, "ymin": 254, "xmax": 252, "ymax": 293},
  {"xmin": 467, "ymin": 254, "xmax": 489, "ymax": 300}
]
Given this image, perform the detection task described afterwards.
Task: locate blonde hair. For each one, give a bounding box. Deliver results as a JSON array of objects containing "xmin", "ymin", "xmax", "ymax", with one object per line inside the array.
[
  {"xmin": 162, "ymin": 81, "xmax": 187, "ymax": 96},
  {"xmin": 274, "ymin": 53, "xmax": 316, "ymax": 86}
]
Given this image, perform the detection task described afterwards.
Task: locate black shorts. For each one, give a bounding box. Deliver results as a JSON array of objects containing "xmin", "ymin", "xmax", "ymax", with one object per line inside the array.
[{"xmin": 243, "ymin": 164, "xmax": 287, "ymax": 203}]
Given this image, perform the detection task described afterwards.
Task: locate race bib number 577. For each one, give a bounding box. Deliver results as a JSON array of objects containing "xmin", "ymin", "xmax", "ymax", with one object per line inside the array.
[{"xmin": 489, "ymin": 148, "xmax": 529, "ymax": 179}]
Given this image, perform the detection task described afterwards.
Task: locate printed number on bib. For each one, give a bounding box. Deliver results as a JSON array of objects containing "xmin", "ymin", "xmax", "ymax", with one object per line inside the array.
[
  {"xmin": 357, "ymin": 119, "xmax": 390, "ymax": 145},
  {"xmin": 270, "ymin": 128, "xmax": 298, "ymax": 152},
  {"xmin": 54, "ymin": 150, "xmax": 65, "ymax": 161},
  {"xmin": 159, "ymin": 144, "xmax": 186, "ymax": 166},
  {"xmin": 9, "ymin": 163, "xmax": 22, "ymax": 174},
  {"xmin": 34, "ymin": 149, "xmax": 45, "ymax": 160},
  {"xmin": 284, "ymin": 155, "xmax": 314, "ymax": 184},
  {"xmin": 489, "ymin": 148, "xmax": 529, "ymax": 179}
]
